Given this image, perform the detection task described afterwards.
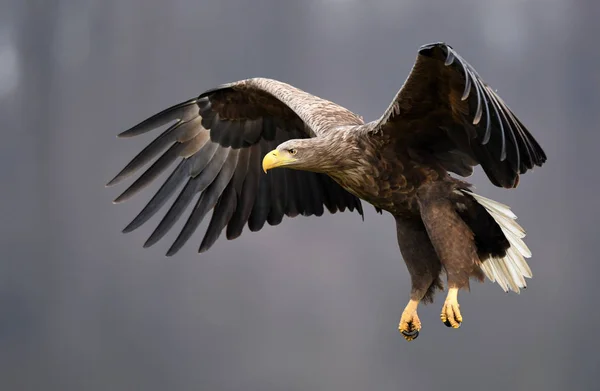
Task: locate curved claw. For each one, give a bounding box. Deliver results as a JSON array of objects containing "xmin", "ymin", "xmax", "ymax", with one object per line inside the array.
[
  {"xmin": 443, "ymin": 319, "xmax": 460, "ymax": 328},
  {"xmin": 401, "ymin": 329, "xmax": 419, "ymax": 340}
]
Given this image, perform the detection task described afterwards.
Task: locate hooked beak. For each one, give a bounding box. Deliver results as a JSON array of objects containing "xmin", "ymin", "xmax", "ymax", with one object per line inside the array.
[{"xmin": 262, "ymin": 149, "xmax": 297, "ymax": 173}]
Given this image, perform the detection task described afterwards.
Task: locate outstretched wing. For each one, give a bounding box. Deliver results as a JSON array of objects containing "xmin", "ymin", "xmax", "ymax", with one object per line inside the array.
[
  {"xmin": 107, "ymin": 78, "xmax": 364, "ymax": 255},
  {"xmin": 373, "ymin": 42, "xmax": 546, "ymax": 188}
]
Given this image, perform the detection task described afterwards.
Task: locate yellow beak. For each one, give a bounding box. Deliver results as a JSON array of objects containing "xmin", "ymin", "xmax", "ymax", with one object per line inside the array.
[{"xmin": 262, "ymin": 149, "xmax": 296, "ymax": 173}]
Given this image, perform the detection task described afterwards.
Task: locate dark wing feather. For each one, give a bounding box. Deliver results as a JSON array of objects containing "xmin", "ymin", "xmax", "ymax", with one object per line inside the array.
[
  {"xmin": 107, "ymin": 78, "xmax": 364, "ymax": 255},
  {"xmin": 375, "ymin": 42, "xmax": 546, "ymax": 188}
]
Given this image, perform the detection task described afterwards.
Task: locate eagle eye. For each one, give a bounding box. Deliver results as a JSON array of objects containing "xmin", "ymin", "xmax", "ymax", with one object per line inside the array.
[{"xmin": 288, "ymin": 148, "xmax": 297, "ymax": 155}]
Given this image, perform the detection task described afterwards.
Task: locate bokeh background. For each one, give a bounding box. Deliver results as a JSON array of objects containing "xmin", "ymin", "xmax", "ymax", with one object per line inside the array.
[{"xmin": 2, "ymin": 0, "xmax": 599, "ymax": 390}]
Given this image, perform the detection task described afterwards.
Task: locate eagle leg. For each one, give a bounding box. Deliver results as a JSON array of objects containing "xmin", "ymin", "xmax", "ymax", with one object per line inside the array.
[
  {"xmin": 417, "ymin": 182, "xmax": 481, "ymax": 330},
  {"xmin": 395, "ymin": 216, "xmax": 444, "ymax": 341},
  {"xmin": 440, "ymin": 287, "xmax": 462, "ymax": 328}
]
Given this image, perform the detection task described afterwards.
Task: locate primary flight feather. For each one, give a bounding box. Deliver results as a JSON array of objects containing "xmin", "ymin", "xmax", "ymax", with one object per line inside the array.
[{"xmin": 107, "ymin": 42, "xmax": 546, "ymax": 340}]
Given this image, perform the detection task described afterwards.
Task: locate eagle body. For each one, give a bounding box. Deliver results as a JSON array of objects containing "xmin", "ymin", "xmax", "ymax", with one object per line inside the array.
[
  {"xmin": 107, "ymin": 43, "xmax": 546, "ymax": 341},
  {"xmin": 321, "ymin": 132, "xmax": 429, "ymax": 214}
]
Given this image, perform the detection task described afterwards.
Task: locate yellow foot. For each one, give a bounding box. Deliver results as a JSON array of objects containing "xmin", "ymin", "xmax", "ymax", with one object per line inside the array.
[
  {"xmin": 440, "ymin": 287, "xmax": 462, "ymax": 328},
  {"xmin": 399, "ymin": 299, "xmax": 421, "ymax": 341}
]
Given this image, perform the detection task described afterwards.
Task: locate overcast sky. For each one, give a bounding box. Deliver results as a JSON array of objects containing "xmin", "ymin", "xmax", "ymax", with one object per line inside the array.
[{"xmin": 1, "ymin": 0, "xmax": 599, "ymax": 390}]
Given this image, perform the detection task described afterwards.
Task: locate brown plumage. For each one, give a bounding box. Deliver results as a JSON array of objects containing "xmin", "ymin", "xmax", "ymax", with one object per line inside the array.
[{"xmin": 107, "ymin": 42, "xmax": 546, "ymax": 341}]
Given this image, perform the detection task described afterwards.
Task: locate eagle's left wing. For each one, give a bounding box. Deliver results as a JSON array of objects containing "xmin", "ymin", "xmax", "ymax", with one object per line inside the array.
[{"xmin": 372, "ymin": 42, "xmax": 546, "ymax": 188}]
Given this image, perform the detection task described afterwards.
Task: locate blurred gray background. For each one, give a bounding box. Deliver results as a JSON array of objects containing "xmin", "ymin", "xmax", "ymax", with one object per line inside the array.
[{"xmin": 2, "ymin": 0, "xmax": 599, "ymax": 390}]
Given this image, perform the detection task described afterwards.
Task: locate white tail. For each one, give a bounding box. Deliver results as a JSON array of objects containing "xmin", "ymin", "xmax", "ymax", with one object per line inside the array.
[{"xmin": 462, "ymin": 190, "xmax": 533, "ymax": 293}]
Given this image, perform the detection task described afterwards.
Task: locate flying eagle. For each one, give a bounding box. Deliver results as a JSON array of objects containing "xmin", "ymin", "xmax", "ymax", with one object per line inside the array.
[{"xmin": 107, "ymin": 42, "xmax": 546, "ymax": 341}]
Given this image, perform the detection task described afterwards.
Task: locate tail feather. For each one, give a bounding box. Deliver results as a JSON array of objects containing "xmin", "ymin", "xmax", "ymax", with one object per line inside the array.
[{"xmin": 462, "ymin": 190, "xmax": 533, "ymax": 293}]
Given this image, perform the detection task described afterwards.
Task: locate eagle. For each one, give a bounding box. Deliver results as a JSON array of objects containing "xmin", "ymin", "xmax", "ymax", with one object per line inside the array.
[{"xmin": 107, "ymin": 42, "xmax": 546, "ymax": 341}]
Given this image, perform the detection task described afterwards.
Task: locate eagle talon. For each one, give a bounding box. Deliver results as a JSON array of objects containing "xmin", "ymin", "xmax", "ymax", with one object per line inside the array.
[
  {"xmin": 440, "ymin": 289, "xmax": 462, "ymax": 329},
  {"xmin": 440, "ymin": 306, "xmax": 462, "ymax": 328},
  {"xmin": 399, "ymin": 300, "xmax": 421, "ymax": 341}
]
